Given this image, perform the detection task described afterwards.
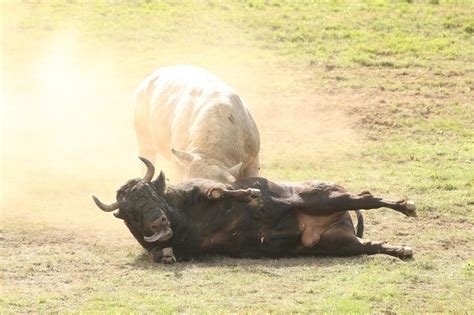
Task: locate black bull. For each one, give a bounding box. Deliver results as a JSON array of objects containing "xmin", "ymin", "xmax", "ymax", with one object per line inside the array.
[{"xmin": 93, "ymin": 157, "xmax": 417, "ymax": 263}]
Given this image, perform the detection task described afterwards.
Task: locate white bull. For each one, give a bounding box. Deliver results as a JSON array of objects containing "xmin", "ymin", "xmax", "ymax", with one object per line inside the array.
[{"xmin": 134, "ymin": 65, "xmax": 260, "ymax": 183}]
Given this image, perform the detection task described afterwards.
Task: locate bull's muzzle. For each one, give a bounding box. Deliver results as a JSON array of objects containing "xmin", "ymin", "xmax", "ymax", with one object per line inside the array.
[{"xmin": 144, "ymin": 215, "xmax": 173, "ymax": 243}]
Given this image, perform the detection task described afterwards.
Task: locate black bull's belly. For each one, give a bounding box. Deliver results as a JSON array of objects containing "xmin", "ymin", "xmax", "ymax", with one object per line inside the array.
[{"xmin": 100, "ymin": 175, "xmax": 416, "ymax": 263}]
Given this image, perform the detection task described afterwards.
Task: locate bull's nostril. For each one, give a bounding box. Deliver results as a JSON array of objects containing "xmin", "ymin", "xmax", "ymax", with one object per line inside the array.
[{"xmin": 150, "ymin": 216, "xmax": 168, "ymax": 231}]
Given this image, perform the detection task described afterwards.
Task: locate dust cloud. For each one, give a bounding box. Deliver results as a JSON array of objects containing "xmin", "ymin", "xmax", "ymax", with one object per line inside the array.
[{"xmin": 1, "ymin": 11, "xmax": 358, "ymax": 232}]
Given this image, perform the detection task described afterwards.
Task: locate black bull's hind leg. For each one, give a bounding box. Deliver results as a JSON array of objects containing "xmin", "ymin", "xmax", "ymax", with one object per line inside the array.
[
  {"xmin": 289, "ymin": 182, "xmax": 417, "ymax": 217},
  {"xmin": 326, "ymin": 190, "xmax": 417, "ymax": 217},
  {"xmin": 287, "ymin": 182, "xmax": 417, "ymax": 260},
  {"xmin": 206, "ymin": 186, "xmax": 262, "ymax": 207},
  {"xmin": 317, "ymin": 222, "xmax": 413, "ymax": 260}
]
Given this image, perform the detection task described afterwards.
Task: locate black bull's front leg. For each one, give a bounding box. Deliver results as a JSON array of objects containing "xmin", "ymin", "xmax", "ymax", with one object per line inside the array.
[
  {"xmin": 274, "ymin": 181, "xmax": 417, "ymax": 217},
  {"xmin": 207, "ymin": 187, "xmax": 262, "ymax": 201},
  {"xmin": 203, "ymin": 182, "xmax": 262, "ymax": 204},
  {"xmin": 149, "ymin": 247, "xmax": 176, "ymax": 264}
]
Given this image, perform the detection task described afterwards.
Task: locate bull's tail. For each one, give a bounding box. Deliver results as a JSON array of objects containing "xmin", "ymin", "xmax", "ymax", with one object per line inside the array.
[{"xmin": 355, "ymin": 210, "xmax": 364, "ymax": 238}]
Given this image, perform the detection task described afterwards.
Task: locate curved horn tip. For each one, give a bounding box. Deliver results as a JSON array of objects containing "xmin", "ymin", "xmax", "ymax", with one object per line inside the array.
[
  {"xmin": 139, "ymin": 156, "xmax": 153, "ymax": 165},
  {"xmin": 139, "ymin": 156, "xmax": 155, "ymax": 182},
  {"xmin": 92, "ymin": 195, "xmax": 119, "ymax": 212},
  {"xmin": 92, "ymin": 195, "xmax": 100, "ymax": 205}
]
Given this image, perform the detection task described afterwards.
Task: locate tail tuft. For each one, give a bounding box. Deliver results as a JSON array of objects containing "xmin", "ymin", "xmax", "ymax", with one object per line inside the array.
[{"xmin": 355, "ymin": 210, "xmax": 364, "ymax": 238}]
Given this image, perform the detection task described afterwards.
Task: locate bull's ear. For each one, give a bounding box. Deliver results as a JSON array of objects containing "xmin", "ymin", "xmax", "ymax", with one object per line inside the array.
[
  {"xmin": 152, "ymin": 170, "xmax": 166, "ymax": 195},
  {"xmin": 228, "ymin": 162, "xmax": 243, "ymax": 178},
  {"xmin": 171, "ymin": 148, "xmax": 196, "ymax": 166}
]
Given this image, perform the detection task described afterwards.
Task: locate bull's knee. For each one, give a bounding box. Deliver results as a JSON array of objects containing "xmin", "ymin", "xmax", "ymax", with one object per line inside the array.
[{"xmin": 207, "ymin": 187, "xmax": 224, "ymax": 199}]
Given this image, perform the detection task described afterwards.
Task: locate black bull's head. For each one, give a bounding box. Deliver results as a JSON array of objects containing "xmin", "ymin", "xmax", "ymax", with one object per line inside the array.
[{"xmin": 92, "ymin": 157, "xmax": 174, "ymax": 249}]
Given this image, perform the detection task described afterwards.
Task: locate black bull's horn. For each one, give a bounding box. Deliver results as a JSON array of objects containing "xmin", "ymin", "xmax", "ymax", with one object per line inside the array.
[
  {"xmin": 92, "ymin": 156, "xmax": 155, "ymax": 212},
  {"xmin": 92, "ymin": 195, "xmax": 118, "ymax": 212},
  {"xmin": 139, "ymin": 156, "xmax": 155, "ymax": 182}
]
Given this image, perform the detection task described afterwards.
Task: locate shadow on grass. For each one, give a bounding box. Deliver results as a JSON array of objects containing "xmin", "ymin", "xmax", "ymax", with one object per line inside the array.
[{"xmin": 127, "ymin": 250, "xmax": 402, "ymax": 272}]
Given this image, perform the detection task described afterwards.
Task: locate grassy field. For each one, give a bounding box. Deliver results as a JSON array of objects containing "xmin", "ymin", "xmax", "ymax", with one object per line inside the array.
[{"xmin": 1, "ymin": 0, "xmax": 473, "ymax": 313}]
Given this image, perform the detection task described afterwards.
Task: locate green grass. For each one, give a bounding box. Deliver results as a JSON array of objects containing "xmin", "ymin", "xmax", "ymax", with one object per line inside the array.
[
  {"xmin": 2, "ymin": 223, "xmax": 472, "ymax": 313},
  {"xmin": 2, "ymin": 0, "xmax": 473, "ymax": 313},
  {"xmin": 229, "ymin": 0, "xmax": 474, "ymax": 68}
]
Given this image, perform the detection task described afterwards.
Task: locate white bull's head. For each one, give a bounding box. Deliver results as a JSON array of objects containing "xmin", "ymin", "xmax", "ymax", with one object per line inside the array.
[{"xmin": 171, "ymin": 148, "xmax": 242, "ymax": 184}]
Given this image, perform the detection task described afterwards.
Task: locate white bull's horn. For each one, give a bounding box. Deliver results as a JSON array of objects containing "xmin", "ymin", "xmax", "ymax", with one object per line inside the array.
[
  {"xmin": 139, "ymin": 156, "xmax": 155, "ymax": 182},
  {"xmin": 92, "ymin": 195, "xmax": 119, "ymax": 212}
]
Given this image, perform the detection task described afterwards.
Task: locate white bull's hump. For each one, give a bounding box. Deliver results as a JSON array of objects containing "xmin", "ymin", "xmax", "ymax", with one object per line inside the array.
[
  {"xmin": 147, "ymin": 65, "xmax": 243, "ymax": 145},
  {"xmin": 151, "ymin": 65, "xmax": 234, "ymax": 97},
  {"xmin": 148, "ymin": 66, "xmax": 236, "ymax": 115}
]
